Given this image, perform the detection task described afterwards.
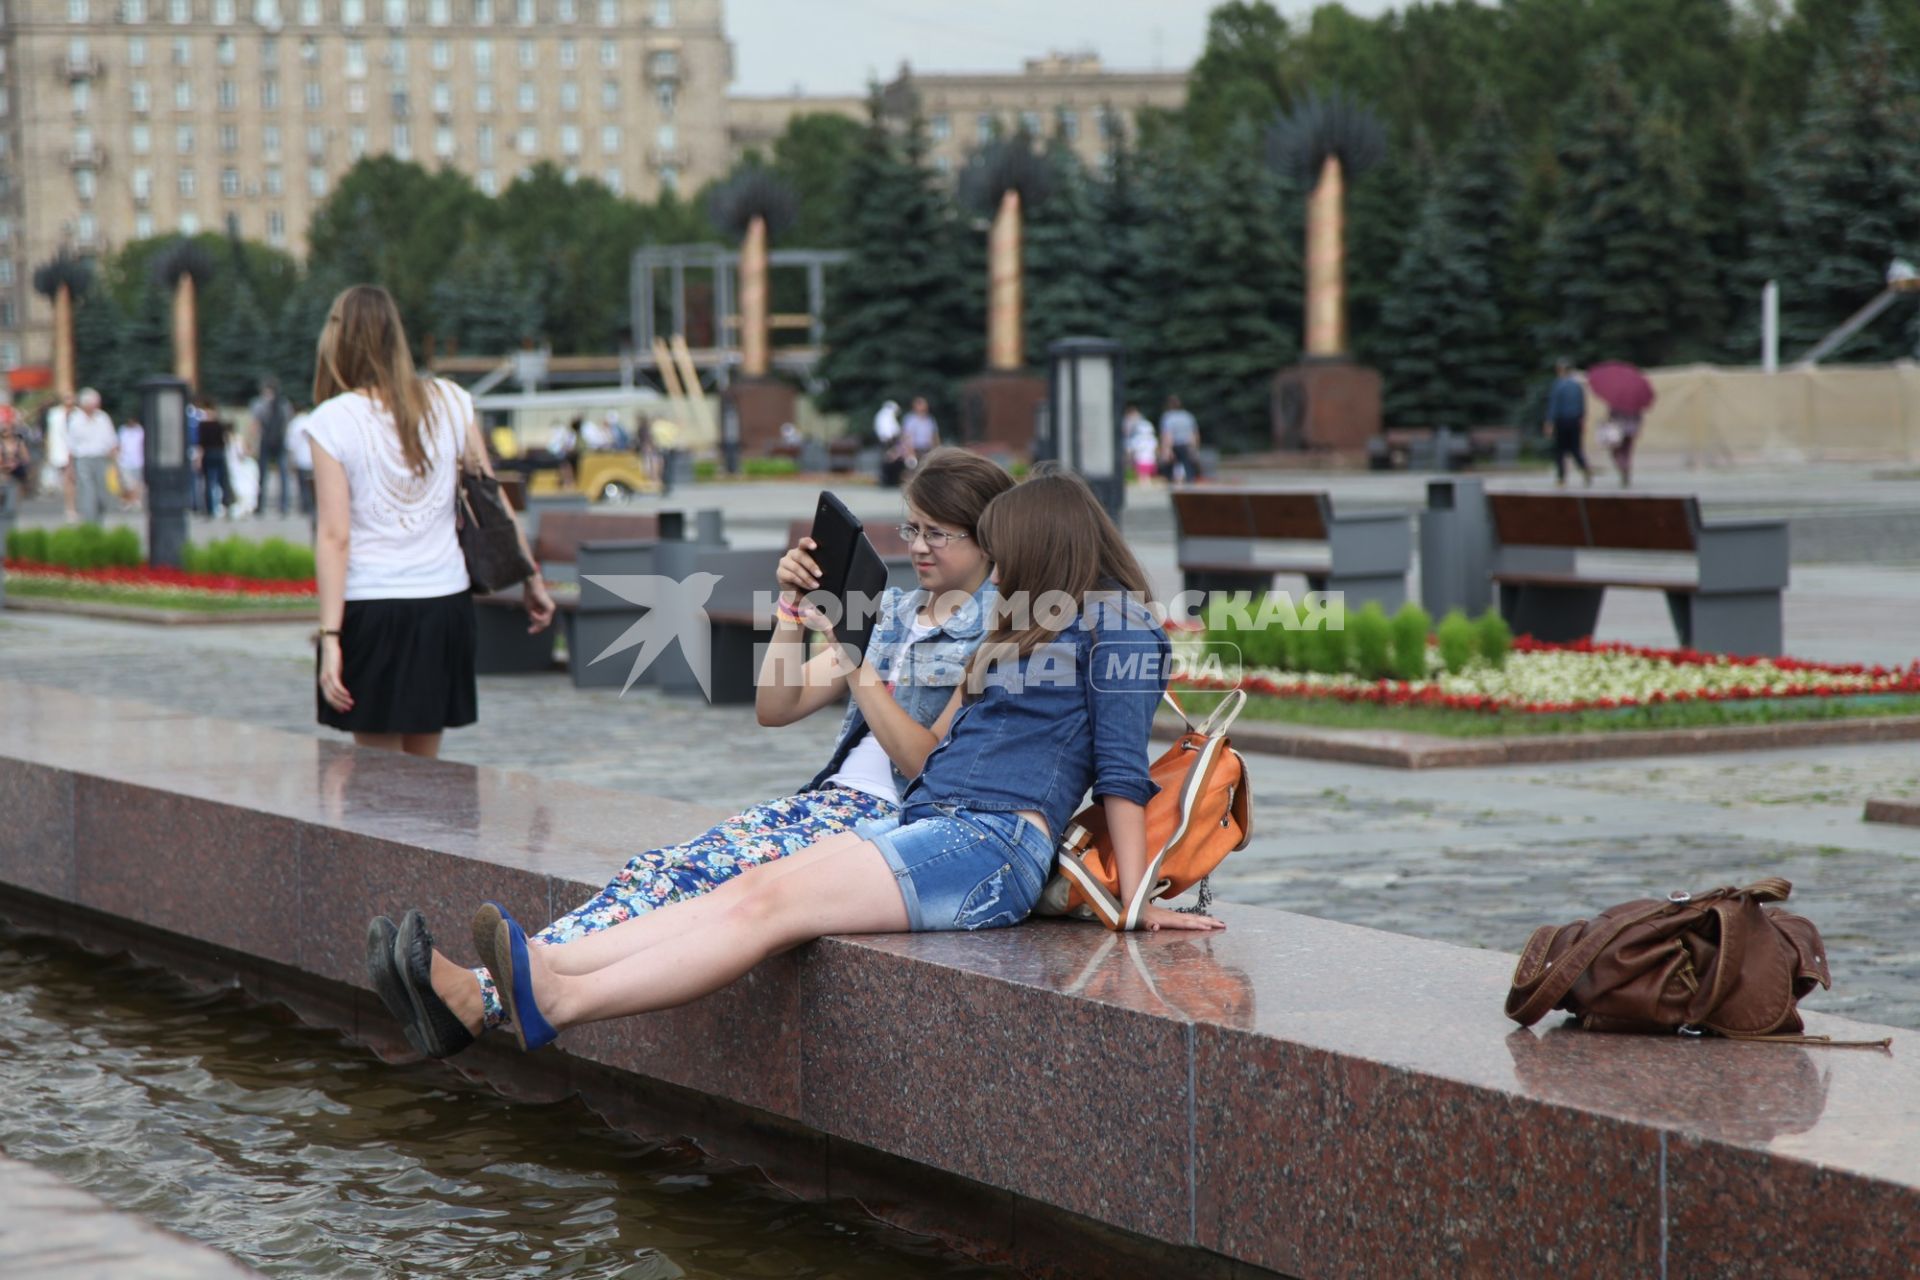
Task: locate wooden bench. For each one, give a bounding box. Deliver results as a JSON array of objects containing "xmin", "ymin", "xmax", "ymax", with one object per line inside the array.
[
  {"xmin": 1487, "ymin": 492, "xmax": 1789, "ymax": 655},
  {"xmin": 1171, "ymin": 488, "xmax": 1412, "ymax": 611}
]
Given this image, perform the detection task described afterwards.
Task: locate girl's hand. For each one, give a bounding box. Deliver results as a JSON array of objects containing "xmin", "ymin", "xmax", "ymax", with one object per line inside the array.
[
  {"xmin": 776, "ymin": 536, "xmax": 823, "ymax": 596},
  {"xmin": 818, "ymin": 621, "xmax": 865, "ymax": 680},
  {"xmin": 1136, "ymin": 904, "xmax": 1225, "ymax": 933},
  {"xmin": 318, "ymin": 638, "xmax": 353, "ymax": 714},
  {"xmin": 524, "ymin": 576, "xmax": 556, "ymax": 633}
]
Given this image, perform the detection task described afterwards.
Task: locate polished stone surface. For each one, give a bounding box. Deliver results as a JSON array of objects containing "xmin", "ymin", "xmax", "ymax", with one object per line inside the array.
[
  {"xmin": 1, "ymin": 679, "xmax": 1916, "ymax": 1278},
  {"xmin": 0, "ymin": 1153, "xmax": 261, "ymax": 1278}
]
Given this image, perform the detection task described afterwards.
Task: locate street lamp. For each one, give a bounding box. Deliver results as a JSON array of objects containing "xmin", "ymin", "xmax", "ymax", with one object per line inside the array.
[
  {"xmin": 141, "ymin": 375, "xmax": 192, "ymax": 569},
  {"xmin": 1045, "ymin": 337, "xmax": 1126, "ymax": 522}
]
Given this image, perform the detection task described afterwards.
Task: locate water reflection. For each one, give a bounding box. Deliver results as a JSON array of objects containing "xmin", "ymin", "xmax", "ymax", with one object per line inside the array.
[{"xmin": 0, "ymin": 923, "xmax": 1005, "ymax": 1280}]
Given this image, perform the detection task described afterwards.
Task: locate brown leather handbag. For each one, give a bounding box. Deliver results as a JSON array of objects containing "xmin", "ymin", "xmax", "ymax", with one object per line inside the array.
[{"xmin": 1505, "ymin": 878, "xmax": 1890, "ymax": 1048}]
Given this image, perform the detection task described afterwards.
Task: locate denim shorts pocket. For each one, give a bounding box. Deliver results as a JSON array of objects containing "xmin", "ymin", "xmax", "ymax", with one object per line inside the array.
[{"xmin": 953, "ymin": 858, "xmax": 1033, "ymax": 931}]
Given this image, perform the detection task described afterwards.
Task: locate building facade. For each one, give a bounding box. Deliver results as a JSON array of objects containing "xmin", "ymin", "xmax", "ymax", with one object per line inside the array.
[
  {"xmin": 0, "ymin": 0, "xmax": 731, "ymax": 373},
  {"xmin": 726, "ymin": 53, "xmax": 1188, "ymax": 178}
]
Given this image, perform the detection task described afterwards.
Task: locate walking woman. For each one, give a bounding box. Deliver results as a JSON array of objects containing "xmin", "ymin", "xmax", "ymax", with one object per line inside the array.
[
  {"xmin": 370, "ymin": 449, "xmax": 1012, "ymax": 1057},
  {"xmin": 309, "ymin": 284, "xmax": 554, "ymax": 759},
  {"xmin": 379, "ymin": 467, "xmax": 1223, "ymax": 1058}
]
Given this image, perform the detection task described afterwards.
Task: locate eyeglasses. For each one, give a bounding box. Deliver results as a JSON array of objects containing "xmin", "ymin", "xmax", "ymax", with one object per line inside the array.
[{"xmin": 897, "ymin": 523, "xmax": 970, "ymax": 551}]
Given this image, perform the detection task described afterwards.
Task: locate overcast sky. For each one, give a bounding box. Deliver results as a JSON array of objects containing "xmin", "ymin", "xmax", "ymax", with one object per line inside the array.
[{"xmin": 727, "ymin": 0, "xmax": 1403, "ymax": 97}]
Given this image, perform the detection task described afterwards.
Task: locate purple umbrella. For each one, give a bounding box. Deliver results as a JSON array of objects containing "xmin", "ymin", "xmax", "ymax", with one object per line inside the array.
[{"xmin": 1587, "ymin": 361, "xmax": 1655, "ymax": 415}]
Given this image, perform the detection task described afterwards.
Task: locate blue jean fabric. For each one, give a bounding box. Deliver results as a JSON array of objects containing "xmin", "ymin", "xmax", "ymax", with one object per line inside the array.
[{"xmin": 857, "ymin": 805, "xmax": 1055, "ymax": 932}]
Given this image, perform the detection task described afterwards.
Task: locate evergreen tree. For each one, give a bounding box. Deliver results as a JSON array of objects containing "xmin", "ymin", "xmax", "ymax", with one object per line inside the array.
[
  {"xmin": 1144, "ymin": 117, "xmax": 1296, "ymax": 452},
  {"xmin": 272, "ymin": 266, "xmax": 345, "ymax": 404},
  {"xmin": 70, "ymin": 286, "xmax": 132, "ymax": 418},
  {"xmin": 1533, "ymin": 55, "xmax": 1721, "ymax": 367},
  {"xmin": 1023, "ymin": 137, "xmax": 1111, "ymax": 360},
  {"xmin": 203, "ymin": 277, "xmax": 271, "ymax": 404},
  {"xmin": 430, "ymin": 237, "xmax": 544, "ymax": 357},
  {"xmin": 1378, "ymin": 100, "xmax": 1525, "ymax": 428},
  {"xmin": 817, "ymin": 105, "xmax": 979, "ymax": 427},
  {"xmin": 1752, "ymin": 5, "xmax": 1920, "ymax": 362}
]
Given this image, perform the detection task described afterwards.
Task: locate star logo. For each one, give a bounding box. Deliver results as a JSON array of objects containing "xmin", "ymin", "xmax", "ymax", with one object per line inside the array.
[{"xmin": 580, "ymin": 571, "xmax": 725, "ymax": 699}]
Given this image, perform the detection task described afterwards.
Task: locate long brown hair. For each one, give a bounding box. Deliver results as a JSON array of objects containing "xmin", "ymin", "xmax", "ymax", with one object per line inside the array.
[
  {"xmin": 966, "ymin": 464, "xmax": 1152, "ymax": 684},
  {"xmin": 312, "ymin": 284, "xmax": 443, "ymax": 477},
  {"xmin": 902, "ymin": 446, "xmax": 1014, "ymax": 534}
]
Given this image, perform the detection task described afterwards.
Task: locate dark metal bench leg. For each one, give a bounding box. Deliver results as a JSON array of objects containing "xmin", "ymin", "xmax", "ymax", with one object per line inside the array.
[
  {"xmin": 1502, "ymin": 584, "xmax": 1605, "ymax": 644},
  {"xmin": 1676, "ymin": 592, "xmax": 1783, "ymax": 657}
]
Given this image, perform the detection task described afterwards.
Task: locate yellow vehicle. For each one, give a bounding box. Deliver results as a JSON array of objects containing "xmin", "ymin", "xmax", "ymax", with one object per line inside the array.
[{"xmin": 490, "ymin": 426, "xmax": 661, "ymax": 504}]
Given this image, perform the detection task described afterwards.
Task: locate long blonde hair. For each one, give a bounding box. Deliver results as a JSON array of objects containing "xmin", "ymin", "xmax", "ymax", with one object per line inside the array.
[{"xmin": 312, "ymin": 284, "xmax": 443, "ymax": 477}]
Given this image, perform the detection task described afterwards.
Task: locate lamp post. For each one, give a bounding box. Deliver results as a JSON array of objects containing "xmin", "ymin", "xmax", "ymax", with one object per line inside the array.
[
  {"xmin": 1045, "ymin": 337, "xmax": 1126, "ymax": 523},
  {"xmin": 141, "ymin": 375, "xmax": 192, "ymax": 569}
]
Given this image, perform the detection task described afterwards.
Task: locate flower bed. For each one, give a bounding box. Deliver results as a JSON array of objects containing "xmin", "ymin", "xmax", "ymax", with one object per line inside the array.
[
  {"xmin": 3, "ymin": 558, "xmax": 316, "ymax": 605},
  {"xmin": 1174, "ymin": 634, "xmax": 1920, "ymax": 717}
]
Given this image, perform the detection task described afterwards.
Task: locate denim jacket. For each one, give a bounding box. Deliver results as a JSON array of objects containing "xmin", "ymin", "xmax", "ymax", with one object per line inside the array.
[
  {"xmin": 803, "ymin": 579, "xmax": 997, "ymax": 799},
  {"xmin": 900, "ymin": 590, "xmax": 1168, "ymax": 838}
]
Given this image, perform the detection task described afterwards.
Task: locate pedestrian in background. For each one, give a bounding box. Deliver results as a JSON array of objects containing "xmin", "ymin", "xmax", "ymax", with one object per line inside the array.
[
  {"xmin": 67, "ymin": 389, "xmax": 118, "ymax": 524},
  {"xmin": 901, "ymin": 395, "xmax": 940, "ymax": 463},
  {"xmin": 1125, "ymin": 402, "xmax": 1159, "ymax": 486},
  {"xmin": 43, "ymin": 391, "xmax": 77, "ymax": 522},
  {"xmin": 117, "ymin": 414, "xmax": 145, "ymax": 512},
  {"xmin": 196, "ymin": 397, "xmax": 233, "ymax": 518},
  {"xmin": 1159, "ymin": 395, "xmax": 1203, "ymax": 482},
  {"xmin": 286, "ymin": 401, "xmax": 316, "ymax": 520},
  {"xmin": 249, "ymin": 378, "xmax": 294, "ymax": 518},
  {"xmin": 308, "ymin": 284, "xmax": 553, "ymax": 758},
  {"xmin": 1543, "ymin": 359, "xmax": 1592, "ymax": 488}
]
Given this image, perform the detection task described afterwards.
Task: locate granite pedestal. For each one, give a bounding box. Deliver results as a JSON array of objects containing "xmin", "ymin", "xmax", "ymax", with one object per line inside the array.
[{"xmin": 1272, "ymin": 360, "xmax": 1383, "ymax": 453}]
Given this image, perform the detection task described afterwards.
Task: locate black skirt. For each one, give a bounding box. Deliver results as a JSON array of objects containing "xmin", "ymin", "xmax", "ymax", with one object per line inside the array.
[{"xmin": 318, "ymin": 590, "xmax": 478, "ymax": 735}]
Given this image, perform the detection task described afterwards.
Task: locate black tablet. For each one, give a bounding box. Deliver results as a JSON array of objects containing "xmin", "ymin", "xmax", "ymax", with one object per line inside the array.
[{"xmin": 808, "ymin": 492, "xmax": 891, "ymax": 663}]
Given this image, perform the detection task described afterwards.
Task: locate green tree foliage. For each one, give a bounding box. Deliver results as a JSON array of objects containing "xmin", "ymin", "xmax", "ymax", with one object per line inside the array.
[
  {"xmin": 304, "ymin": 156, "xmax": 488, "ymax": 335},
  {"xmin": 1021, "ymin": 137, "xmax": 1109, "ymax": 359},
  {"xmin": 430, "ymin": 236, "xmax": 544, "ymax": 358},
  {"xmin": 202, "ymin": 276, "xmax": 273, "ymax": 404},
  {"xmin": 817, "ymin": 106, "xmax": 980, "ymax": 426},
  {"xmin": 770, "ymin": 112, "xmax": 867, "ymax": 248},
  {"xmin": 70, "ymin": 287, "xmax": 132, "ymax": 418},
  {"xmin": 1378, "ymin": 100, "xmax": 1525, "ymax": 427},
  {"xmin": 1185, "ymin": 1, "xmax": 1294, "ymax": 155}
]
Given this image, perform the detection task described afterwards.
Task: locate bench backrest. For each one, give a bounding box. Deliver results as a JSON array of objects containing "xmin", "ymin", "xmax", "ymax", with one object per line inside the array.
[
  {"xmin": 536, "ymin": 512, "xmax": 664, "ymax": 564},
  {"xmin": 785, "ymin": 518, "xmax": 913, "ymax": 559},
  {"xmin": 1172, "ymin": 489, "xmax": 1331, "ymax": 542},
  {"xmin": 1487, "ymin": 493, "xmax": 1700, "ymax": 553}
]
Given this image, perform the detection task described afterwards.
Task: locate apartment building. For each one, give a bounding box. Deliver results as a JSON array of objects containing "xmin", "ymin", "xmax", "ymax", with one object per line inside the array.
[
  {"xmin": 0, "ymin": 0, "xmax": 731, "ymax": 372},
  {"xmin": 726, "ymin": 52, "xmax": 1188, "ymax": 178}
]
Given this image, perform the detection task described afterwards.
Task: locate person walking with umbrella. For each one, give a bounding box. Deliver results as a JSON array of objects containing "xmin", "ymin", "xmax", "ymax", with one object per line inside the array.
[
  {"xmin": 1587, "ymin": 361, "xmax": 1655, "ymax": 489},
  {"xmin": 1542, "ymin": 359, "xmax": 1592, "ymax": 487}
]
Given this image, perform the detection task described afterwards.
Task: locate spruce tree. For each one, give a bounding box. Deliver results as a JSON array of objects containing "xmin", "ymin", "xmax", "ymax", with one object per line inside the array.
[
  {"xmin": 1753, "ymin": 5, "xmax": 1920, "ymax": 362},
  {"xmin": 1533, "ymin": 54, "xmax": 1721, "ymax": 368},
  {"xmin": 70, "ymin": 286, "xmax": 132, "ymax": 418},
  {"xmin": 1095, "ymin": 126, "xmax": 1160, "ymax": 391},
  {"xmin": 430, "ymin": 237, "xmax": 543, "ymax": 357},
  {"xmin": 1023, "ymin": 137, "xmax": 1111, "ymax": 359},
  {"xmin": 817, "ymin": 106, "xmax": 979, "ymax": 427},
  {"xmin": 204, "ymin": 277, "xmax": 271, "ymax": 404},
  {"xmin": 1378, "ymin": 100, "xmax": 1525, "ymax": 427}
]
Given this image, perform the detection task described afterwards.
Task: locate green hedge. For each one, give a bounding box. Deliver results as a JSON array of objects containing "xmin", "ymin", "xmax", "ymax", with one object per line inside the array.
[
  {"xmin": 4, "ymin": 523, "xmax": 141, "ymax": 570},
  {"xmin": 180, "ymin": 535, "xmax": 315, "ymax": 582},
  {"xmin": 1201, "ymin": 594, "xmax": 1511, "ymax": 682}
]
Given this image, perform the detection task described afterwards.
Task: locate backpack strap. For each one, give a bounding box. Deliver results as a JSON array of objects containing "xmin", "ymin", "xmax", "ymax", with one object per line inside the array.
[
  {"xmin": 1505, "ymin": 899, "xmax": 1674, "ymax": 1027},
  {"xmin": 1121, "ymin": 727, "xmax": 1226, "ymax": 932}
]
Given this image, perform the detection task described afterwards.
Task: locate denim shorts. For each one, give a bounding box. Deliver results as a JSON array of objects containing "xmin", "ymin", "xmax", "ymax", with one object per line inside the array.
[{"xmin": 856, "ymin": 804, "xmax": 1056, "ymax": 932}]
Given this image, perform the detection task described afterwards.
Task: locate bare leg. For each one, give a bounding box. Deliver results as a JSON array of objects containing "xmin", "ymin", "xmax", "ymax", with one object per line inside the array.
[
  {"xmin": 353, "ymin": 732, "xmax": 403, "ymax": 752},
  {"xmin": 401, "ymin": 732, "xmax": 443, "ymax": 758},
  {"xmin": 528, "ymin": 834, "xmax": 908, "ymax": 1029}
]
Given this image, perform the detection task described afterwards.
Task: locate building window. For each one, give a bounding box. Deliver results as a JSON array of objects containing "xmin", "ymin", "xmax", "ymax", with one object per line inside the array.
[
  {"xmin": 596, "ymin": 0, "xmax": 612, "ymax": 24},
  {"xmin": 930, "ymin": 114, "xmax": 950, "ymax": 141},
  {"xmin": 75, "ymin": 168, "xmax": 98, "ymax": 201},
  {"xmin": 261, "ymin": 36, "xmax": 279, "ymax": 64},
  {"xmin": 390, "ymin": 89, "xmax": 409, "ymax": 116},
  {"xmin": 472, "ymin": 0, "xmax": 490, "ymax": 20},
  {"xmin": 387, "ymin": 41, "xmax": 406, "ymax": 71},
  {"xmin": 299, "ymin": 0, "xmax": 319, "ymax": 21},
  {"xmin": 212, "ymin": 0, "xmax": 233, "ymax": 20},
  {"xmin": 74, "ymin": 213, "xmax": 99, "ymax": 246},
  {"xmin": 555, "ymin": 0, "xmax": 571, "ymax": 18},
  {"xmin": 132, "ymin": 167, "xmax": 153, "ymax": 199},
  {"xmin": 476, "ymin": 122, "xmax": 494, "ymax": 159},
  {"xmin": 477, "ymin": 168, "xmax": 497, "ymax": 195},
  {"xmin": 123, "ymin": 0, "xmax": 145, "ymax": 19},
  {"xmin": 343, "ymin": 0, "xmax": 364, "ymax": 24},
  {"xmin": 305, "ymin": 81, "xmax": 323, "ymax": 109},
  {"xmin": 1060, "ymin": 109, "xmax": 1079, "ymax": 140},
  {"xmin": 135, "ymin": 213, "xmax": 156, "ymax": 239},
  {"xmin": 428, "ymin": 0, "xmax": 447, "ymax": 20},
  {"xmin": 180, "ymin": 212, "xmax": 200, "ymax": 233},
  {"xmin": 559, "ymin": 80, "xmax": 579, "ymax": 111},
  {"xmin": 650, "ymin": 0, "xmax": 668, "ymax": 23},
  {"xmin": 516, "ymin": 82, "xmax": 535, "ymax": 111},
  {"xmin": 518, "ymin": 39, "xmax": 534, "ymax": 69},
  {"xmin": 70, "ymin": 0, "xmax": 90, "ymax": 18},
  {"xmin": 431, "ymin": 81, "xmax": 451, "ymax": 112},
  {"xmin": 219, "ymin": 123, "xmax": 238, "ymax": 151},
  {"xmin": 218, "ymin": 81, "xmax": 238, "ymax": 109},
  {"xmin": 0, "ymin": 306, "xmax": 14, "ymax": 333},
  {"xmin": 659, "ymin": 164, "xmax": 677, "ymax": 191},
  {"xmin": 346, "ymin": 41, "xmax": 367, "ymax": 76},
  {"xmin": 174, "ymin": 80, "xmax": 193, "ymax": 109},
  {"xmin": 1020, "ymin": 110, "xmax": 1042, "ymax": 135},
  {"xmin": 384, "ymin": 0, "xmax": 405, "ymax": 26},
  {"xmin": 601, "ymin": 167, "xmax": 620, "ymax": 193},
  {"xmin": 654, "ymin": 120, "xmax": 673, "ymax": 149},
  {"xmin": 72, "ymin": 81, "xmax": 92, "ymax": 115},
  {"xmin": 71, "ymin": 124, "xmax": 95, "ymax": 157},
  {"xmin": 255, "ymin": 0, "xmax": 281, "ymax": 23},
  {"xmin": 129, "ymin": 36, "xmax": 148, "ymax": 67},
  {"xmin": 598, "ymin": 39, "xmax": 615, "ymax": 67},
  {"xmin": 434, "ymin": 124, "xmax": 453, "ymax": 156},
  {"xmin": 558, "ymin": 39, "xmax": 576, "ymax": 68},
  {"xmin": 177, "ymin": 123, "xmax": 195, "ymax": 151},
  {"xmin": 646, "ymin": 49, "xmax": 675, "ymax": 78},
  {"xmin": 349, "ymin": 124, "xmax": 367, "ymax": 156},
  {"xmin": 516, "ymin": 124, "xmax": 535, "ymax": 153},
  {"xmin": 168, "ymin": 0, "xmax": 188, "ymax": 20},
  {"xmin": 306, "ymin": 124, "xmax": 323, "ymax": 153},
  {"xmin": 0, "ymin": 88, "xmax": 8, "ymax": 118},
  {"xmin": 976, "ymin": 113, "xmax": 993, "ymax": 144},
  {"xmin": 179, "ymin": 168, "xmax": 196, "ymax": 195},
  {"xmin": 430, "ymin": 39, "xmax": 449, "ymax": 68},
  {"xmin": 599, "ymin": 123, "xmax": 618, "ymax": 154},
  {"xmin": 559, "ymin": 123, "xmax": 579, "ymax": 153},
  {"xmin": 263, "ymin": 123, "xmax": 280, "ymax": 152},
  {"xmin": 220, "ymin": 167, "xmax": 239, "ymax": 195},
  {"xmin": 132, "ymin": 123, "xmax": 153, "ymax": 153},
  {"xmin": 268, "ymin": 210, "xmax": 285, "ymax": 244},
  {"xmin": 599, "ymin": 79, "xmax": 618, "ymax": 110},
  {"xmin": 265, "ymin": 165, "xmax": 282, "ymax": 193},
  {"xmin": 473, "ymin": 40, "xmax": 492, "ymax": 74},
  {"xmin": 300, "ymin": 37, "xmax": 318, "ymax": 65},
  {"xmin": 515, "ymin": 0, "xmax": 531, "ymax": 23},
  {"xmin": 348, "ymin": 84, "xmax": 366, "ymax": 112},
  {"xmin": 475, "ymin": 83, "xmax": 494, "ymax": 111},
  {"xmin": 308, "ymin": 165, "xmax": 327, "ymax": 195},
  {"xmin": 392, "ymin": 121, "xmax": 410, "ymax": 157},
  {"xmin": 654, "ymin": 80, "xmax": 674, "ymax": 115},
  {"xmin": 262, "ymin": 77, "xmax": 281, "ymax": 108},
  {"xmin": 172, "ymin": 36, "xmax": 190, "ymax": 65}
]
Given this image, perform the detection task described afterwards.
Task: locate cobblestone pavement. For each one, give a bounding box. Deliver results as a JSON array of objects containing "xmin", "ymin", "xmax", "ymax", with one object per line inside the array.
[{"xmin": 2, "ymin": 610, "xmax": 1915, "ymax": 1033}]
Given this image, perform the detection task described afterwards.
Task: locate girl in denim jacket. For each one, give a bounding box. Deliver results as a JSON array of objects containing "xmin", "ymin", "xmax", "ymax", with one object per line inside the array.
[
  {"xmin": 462, "ymin": 466, "xmax": 1225, "ymax": 1052},
  {"xmin": 369, "ymin": 449, "xmax": 1011, "ymax": 1058}
]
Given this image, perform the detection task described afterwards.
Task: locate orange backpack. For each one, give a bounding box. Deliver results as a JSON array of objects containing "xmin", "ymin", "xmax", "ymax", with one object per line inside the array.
[{"xmin": 1036, "ymin": 690, "xmax": 1252, "ymax": 931}]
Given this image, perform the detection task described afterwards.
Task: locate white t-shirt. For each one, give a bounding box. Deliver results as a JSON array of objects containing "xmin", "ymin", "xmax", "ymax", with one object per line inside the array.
[
  {"xmin": 826, "ymin": 618, "xmax": 939, "ymax": 804},
  {"xmin": 286, "ymin": 411, "xmax": 313, "ymax": 470},
  {"xmin": 305, "ymin": 380, "xmax": 471, "ymax": 601},
  {"xmin": 44, "ymin": 405, "xmax": 71, "ymax": 466},
  {"xmin": 118, "ymin": 423, "xmax": 145, "ymax": 470},
  {"xmin": 68, "ymin": 408, "xmax": 119, "ymax": 458}
]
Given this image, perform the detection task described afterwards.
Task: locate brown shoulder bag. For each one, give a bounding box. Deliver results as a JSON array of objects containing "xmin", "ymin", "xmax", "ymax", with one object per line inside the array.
[{"xmin": 1505, "ymin": 878, "xmax": 1890, "ymax": 1048}]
